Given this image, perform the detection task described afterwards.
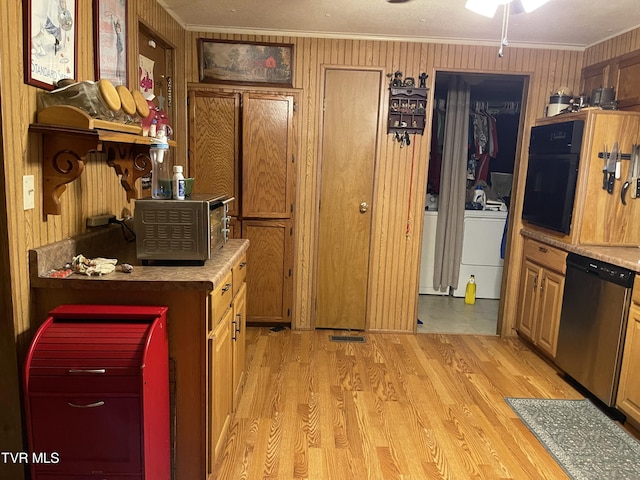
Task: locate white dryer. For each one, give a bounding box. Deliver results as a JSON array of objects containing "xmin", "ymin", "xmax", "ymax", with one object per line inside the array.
[{"xmin": 451, "ymin": 209, "xmax": 508, "ymax": 299}]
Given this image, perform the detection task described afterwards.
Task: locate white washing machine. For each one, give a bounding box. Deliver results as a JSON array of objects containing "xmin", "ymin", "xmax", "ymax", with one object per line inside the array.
[
  {"xmin": 419, "ymin": 211, "xmax": 449, "ymax": 295},
  {"xmin": 451, "ymin": 209, "xmax": 508, "ymax": 299}
]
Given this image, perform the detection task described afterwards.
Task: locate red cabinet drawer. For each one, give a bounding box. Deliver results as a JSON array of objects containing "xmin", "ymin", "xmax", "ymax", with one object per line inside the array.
[
  {"xmin": 25, "ymin": 305, "xmax": 170, "ymax": 480},
  {"xmin": 28, "ymin": 395, "xmax": 142, "ymax": 475}
]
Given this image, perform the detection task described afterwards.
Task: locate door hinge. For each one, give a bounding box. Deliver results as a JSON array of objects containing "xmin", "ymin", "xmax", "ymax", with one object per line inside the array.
[
  {"xmin": 290, "ymin": 204, "xmax": 294, "ymax": 214},
  {"xmin": 287, "ymin": 308, "xmax": 291, "ymax": 317},
  {"xmin": 293, "ymin": 102, "xmax": 297, "ymax": 112},
  {"xmin": 323, "ymin": 97, "xmax": 326, "ymax": 112},
  {"xmin": 291, "ymin": 154, "xmax": 295, "ymax": 163},
  {"xmin": 290, "ymin": 227, "xmax": 293, "ymax": 236},
  {"xmin": 288, "ymin": 268, "xmax": 292, "ymax": 277}
]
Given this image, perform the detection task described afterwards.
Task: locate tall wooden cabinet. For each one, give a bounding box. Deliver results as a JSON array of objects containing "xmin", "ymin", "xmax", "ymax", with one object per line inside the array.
[{"xmin": 188, "ymin": 87, "xmax": 299, "ymax": 325}]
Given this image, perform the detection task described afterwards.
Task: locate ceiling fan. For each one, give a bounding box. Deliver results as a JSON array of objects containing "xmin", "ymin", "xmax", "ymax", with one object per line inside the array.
[{"xmin": 465, "ymin": 0, "xmax": 552, "ymax": 56}]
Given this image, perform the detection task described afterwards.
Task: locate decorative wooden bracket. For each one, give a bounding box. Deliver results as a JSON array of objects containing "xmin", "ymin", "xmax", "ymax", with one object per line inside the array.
[
  {"xmin": 31, "ymin": 126, "xmax": 99, "ymax": 216},
  {"xmin": 29, "ymin": 123, "xmax": 176, "ymax": 217},
  {"xmin": 104, "ymin": 143, "xmax": 152, "ymax": 201}
]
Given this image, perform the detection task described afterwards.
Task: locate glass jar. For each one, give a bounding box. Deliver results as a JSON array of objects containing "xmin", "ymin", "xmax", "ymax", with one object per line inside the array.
[
  {"xmin": 149, "ymin": 132, "xmax": 171, "ymax": 199},
  {"xmin": 38, "ymin": 79, "xmax": 122, "ymax": 121}
]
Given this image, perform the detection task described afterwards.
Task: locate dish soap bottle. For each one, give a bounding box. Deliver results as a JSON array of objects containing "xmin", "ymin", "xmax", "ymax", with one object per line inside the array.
[{"xmin": 464, "ymin": 275, "xmax": 476, "ymax": 305}]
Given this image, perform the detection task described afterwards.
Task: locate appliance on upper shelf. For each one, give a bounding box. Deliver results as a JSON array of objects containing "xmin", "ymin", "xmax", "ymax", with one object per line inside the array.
[{"xmin": 521, "ymin": 120, "xmax": 584, "ymax": 234}]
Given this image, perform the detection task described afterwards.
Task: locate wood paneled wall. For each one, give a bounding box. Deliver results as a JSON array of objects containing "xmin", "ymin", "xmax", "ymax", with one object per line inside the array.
[
  {"xmin": 186, "ymin": 32, "xmax": 584, "ymax": 333},
  {"xmin": 0, "ymin": 3, "xmax": 184, "ymax": 474},
  {"xmin": 584, "ymin": 27, "xmax": 640, "ymax": 67}
]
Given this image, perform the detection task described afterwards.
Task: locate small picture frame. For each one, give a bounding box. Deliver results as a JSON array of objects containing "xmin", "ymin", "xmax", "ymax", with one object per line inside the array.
[
  {"xmin": 93, "ymin": 0, "xmax": 128, "ymax": 86},
  {"xmin": 23, "ymin": 0, "xmax": 78, "ymax": 90},
  {"xmin": 198, "ymin": 39, "xmax": 294, "ymax": 88}
]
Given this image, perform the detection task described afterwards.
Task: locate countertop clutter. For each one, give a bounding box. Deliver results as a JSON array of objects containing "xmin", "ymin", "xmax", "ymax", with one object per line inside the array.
[
  {"xmin": 522, "ymin": 228, "xmax": 640, "ymax": 273},
  {"xmin": 29, "ymin": 223, "xmax": 248, "ymax": 290}
]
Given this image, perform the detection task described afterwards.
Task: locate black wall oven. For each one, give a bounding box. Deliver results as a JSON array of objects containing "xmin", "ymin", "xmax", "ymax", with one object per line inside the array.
[{"xmin": 521, "ymin": 120, "xmax": 584, "ymax": 234}]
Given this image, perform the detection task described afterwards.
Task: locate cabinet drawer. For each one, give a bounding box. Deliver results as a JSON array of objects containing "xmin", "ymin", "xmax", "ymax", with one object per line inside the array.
[
  {"xmin": 523, "ymin": 239, "xmax": 567, "ymax": 274},
  {"xmin": 232, "ymin": 254, "xmax": 248, "ymax": 297},
  {"xmin": 28, "ymin": 375, "xmax": 140, "ymax": 394},
  {"xmin": 210, "ymin": 270, "xmax": 233, "ymax": 331}
]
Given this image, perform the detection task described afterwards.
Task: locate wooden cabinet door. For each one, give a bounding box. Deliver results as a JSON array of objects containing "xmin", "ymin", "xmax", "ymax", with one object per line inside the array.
[
  {"xmin": 232, "ymin": 282, "xmax": 247, "ymax": 408},
  {"xmin": 613, "ymin": 50, "xmax": 640, "ymax": 111},
  {"xmin": 242, "ymin": 219, "xmax": 293, "ymax": 324},
  {"xmin": 580, "ymin": 61, "xmax": 609, "ymax": 96},
  {"xmin": 242, "ymin": 92, "xmax": 296, "ymax": 219},
  {"xmin": 616, "ymin": 302, "xmax": 640, "ymax": 424},
  {"xmin": 517, "ymin": 260, "xmax": 540, "ymax": 341},
  {"xmin": 536, "ymin": 269, "xmax": 565, "ymax": 358},
  {"xmin": 188, "ymin": 90, "xmax": 240, "ymax": 217},
  {"xmin": 209, "ymin": 308, "xmax": 233, "ymax": 472}
]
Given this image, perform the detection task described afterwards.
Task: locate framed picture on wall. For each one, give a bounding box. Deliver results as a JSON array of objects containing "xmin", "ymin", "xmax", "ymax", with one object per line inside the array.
[
  {"xmin": 23, "ymin": 0, "xmax": 78, "ymax": 90},
  {"xmin": 93, "ymin": 0, "xmax": 128, "ymax": 86},
  {"xmin": 198, "ymin": 39, "xmax": 294, "ymax": 88}
]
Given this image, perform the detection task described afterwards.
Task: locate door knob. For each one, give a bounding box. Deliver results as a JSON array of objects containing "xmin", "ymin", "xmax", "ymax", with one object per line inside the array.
[{"xmin": 359, "ymin": 202, "xmax": 369, "ymax": 213}]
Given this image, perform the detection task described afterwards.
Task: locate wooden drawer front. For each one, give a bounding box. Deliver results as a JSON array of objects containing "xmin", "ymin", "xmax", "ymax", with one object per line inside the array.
[
  {"xmin": 28, "ymin": 375, "xmax": 140, "ymax": 394},
  {"xmin": 232, "ymin": 254, "xmax": 248, "ymax": 297},
  {"xmin": 524, "ymin": 239, "xmax": 567, "ymax": 274},
  {"xmin": 211, "ymin": 270, "xmax": 233, "ymax": 331}
]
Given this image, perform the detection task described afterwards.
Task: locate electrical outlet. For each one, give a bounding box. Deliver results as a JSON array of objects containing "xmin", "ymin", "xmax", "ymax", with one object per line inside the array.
[{"xmin": 23, "ymin": 175, "xmax": 35, "ymax": 210}]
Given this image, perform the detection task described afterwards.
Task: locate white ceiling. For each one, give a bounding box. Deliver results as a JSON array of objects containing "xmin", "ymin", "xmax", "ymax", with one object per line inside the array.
[{"xmin": 158, "ymin": 0, "xmax": 640, "ymax": 50}]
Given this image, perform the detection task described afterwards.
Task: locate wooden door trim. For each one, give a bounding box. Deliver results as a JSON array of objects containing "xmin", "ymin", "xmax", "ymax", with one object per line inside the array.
[{"xmin": 312, "ymin": 65, "xmax": 386, "ymax": 330}]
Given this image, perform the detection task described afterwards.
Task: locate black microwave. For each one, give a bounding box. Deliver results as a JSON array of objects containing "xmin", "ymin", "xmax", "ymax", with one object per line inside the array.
[{"xmin": 521, "ymin": 120, "xmax": 584, "ymax": 234}]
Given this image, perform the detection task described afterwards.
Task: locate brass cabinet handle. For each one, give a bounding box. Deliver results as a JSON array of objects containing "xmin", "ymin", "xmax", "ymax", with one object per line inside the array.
[
  {"xmin": 221, "ymin": 283, "xmax": 232, "ymax": 293},
  {"xmin": 359, "ymin": 202, "xmax": 369, "ymax": 213},
  {"xmin": 538, "ymin": 246, "xmax": 548, "ymax": 253},
  {"xmin": 68, "ymin": 401, "xmax": 105, "ymax": 408},
  {"xmin": 239, "ymin": 261, "xmax": 247, "ymax": 269},
  {"xmin": 533, "ymin": 273, "xmax": 538, "ymax": 289},
  {"xmin": 231, "ymin": 319, "xmax": 237, "ymax": 341}
]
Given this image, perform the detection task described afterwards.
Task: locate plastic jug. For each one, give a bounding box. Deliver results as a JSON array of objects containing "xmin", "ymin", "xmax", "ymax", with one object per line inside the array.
[
  {"xmin": 473, "ymin": 186, "xmax": 486, "ymax": 209},
  {"xmin": 149, "ymin": 131, "xmax": 171, "ymax": 199},
  {"xmin": 464, "ymin": 275, "xmax": 476, "ymax": 305}
]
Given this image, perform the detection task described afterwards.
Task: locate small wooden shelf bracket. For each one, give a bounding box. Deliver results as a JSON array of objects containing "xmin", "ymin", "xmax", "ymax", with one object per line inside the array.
[{"xmin": 30, "ymin": 123, "xmax": 173, "ymax": 217}]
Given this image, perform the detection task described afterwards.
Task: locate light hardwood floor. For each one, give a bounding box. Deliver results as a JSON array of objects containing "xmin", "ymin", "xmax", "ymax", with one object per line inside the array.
[{"xmin": 215, "ymin": 328, "xmax": 589, "ymax": 479}]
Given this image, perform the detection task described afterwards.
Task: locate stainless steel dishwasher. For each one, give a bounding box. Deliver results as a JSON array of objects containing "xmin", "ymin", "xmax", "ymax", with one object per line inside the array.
[{"xmin": 555, "ymin": 253, "xmax": 634, "ymax": 407}]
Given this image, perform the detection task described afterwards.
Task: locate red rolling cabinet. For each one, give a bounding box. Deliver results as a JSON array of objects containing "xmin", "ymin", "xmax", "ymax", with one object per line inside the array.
[{"xmin": 24, "ymin": 305, "xmax": 170, "ymax": 480}]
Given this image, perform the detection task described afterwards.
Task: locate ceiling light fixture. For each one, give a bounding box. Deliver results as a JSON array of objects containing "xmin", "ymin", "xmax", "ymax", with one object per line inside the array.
[
  {"xmin": 465, "ymin": 0, "xmax": 551, "ymax": 57},
  {"xmin": 465, "ymin": 0, "xmax": 550, "ymax": 18}
]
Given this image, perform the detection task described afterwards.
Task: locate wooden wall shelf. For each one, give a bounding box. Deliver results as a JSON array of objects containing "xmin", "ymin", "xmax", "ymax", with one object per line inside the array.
[{"xmin": 29, "ymin": 123, "xmax": 176, "ymax": 216}]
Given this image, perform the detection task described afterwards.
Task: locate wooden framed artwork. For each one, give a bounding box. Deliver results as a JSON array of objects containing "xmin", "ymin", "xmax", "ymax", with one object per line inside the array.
[
  {"xmin": 198, "ymin": 39, "xmax": 294, "ymax": 88},
  {"xmin": 94, "ymin": 0, "xmax": 128, "ymax": 86},
  {"xmin": 23, "ymin": 0, "xmax": 78, "ymax": 90}
]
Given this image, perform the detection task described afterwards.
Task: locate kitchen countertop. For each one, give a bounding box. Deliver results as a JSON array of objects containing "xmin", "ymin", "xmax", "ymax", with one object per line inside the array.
[
  {"xmin": 29, "ymin": 223, "xmax": 249, "ymax": 291},
  {"xmin": 522, "ymin": 228, "xmax": 640, "ymax": 273}
]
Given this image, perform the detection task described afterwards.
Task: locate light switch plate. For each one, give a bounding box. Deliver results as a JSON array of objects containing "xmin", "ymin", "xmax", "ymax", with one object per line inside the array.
[{"xmin": 23, "ymin": 175, "xmax": 35, "ymax": 210}]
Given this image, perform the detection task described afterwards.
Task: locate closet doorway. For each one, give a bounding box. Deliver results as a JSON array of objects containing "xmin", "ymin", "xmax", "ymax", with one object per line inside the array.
[{"xmin": 418, "ymin": 71, "xmax": 527, "ymax": 335}]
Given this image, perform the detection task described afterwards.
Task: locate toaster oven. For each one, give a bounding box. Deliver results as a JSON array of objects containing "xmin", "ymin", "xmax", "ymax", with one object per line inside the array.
[{"xmin": 134, "ymin": 194, "xmax": 234, "ymax": 265}]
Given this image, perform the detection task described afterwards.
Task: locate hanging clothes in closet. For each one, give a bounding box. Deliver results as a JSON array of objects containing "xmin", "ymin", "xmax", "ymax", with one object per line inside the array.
[{"xmin": 468, "ymin": 101, "xmax": 499, "ymax": 184}]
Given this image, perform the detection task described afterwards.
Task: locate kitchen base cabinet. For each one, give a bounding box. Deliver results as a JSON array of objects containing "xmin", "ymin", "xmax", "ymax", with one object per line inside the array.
[
  {"xmin": 29, "ymin": 237, "xmax": 250, "ymax": 480},
  {"xmin": 617, "ymin": 287, "xmax": 640, "ymax": 428},
  {"xmin": 207, "ymin": 255, "xmax": 248, "ymax": 476},
  {"xmin": 516, "ymin": 239, "xmax": 567, "ymax": 358}
]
